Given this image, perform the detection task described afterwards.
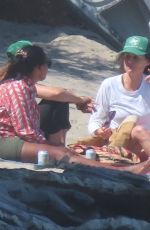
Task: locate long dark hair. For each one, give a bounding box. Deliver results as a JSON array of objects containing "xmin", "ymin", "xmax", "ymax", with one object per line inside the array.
[{"xmin": 0, "ymin": 45, "xmax": 51, "ymax": 80}]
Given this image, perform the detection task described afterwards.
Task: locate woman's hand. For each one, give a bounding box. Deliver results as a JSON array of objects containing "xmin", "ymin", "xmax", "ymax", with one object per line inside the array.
[
  {"xmin": 76, "ymin": 96, "xmax": 96, "ymax": 113},
  {"xmin": 52, "ymin": 146, "xmax": 77, "ymax": 162},
  {"xmin": 94, "ymin": 127, "xmax": 112, "ymax": 139}
]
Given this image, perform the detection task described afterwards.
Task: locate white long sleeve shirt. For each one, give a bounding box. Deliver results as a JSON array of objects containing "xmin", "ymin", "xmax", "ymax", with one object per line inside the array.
[{"xmin": 88, "ymin": 74, "xmax": 150, "ymax": 135}]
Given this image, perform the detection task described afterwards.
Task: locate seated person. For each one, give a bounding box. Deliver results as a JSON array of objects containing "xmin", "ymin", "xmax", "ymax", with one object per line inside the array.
[
  {"xmin": 5, "ymin": 40, "xmax": 94, "ymax": 146},
  {"xmin": 86, "ymin": 35, "xmax": 150, "ymax": 163},
  {"xmin": 132, "ymin": 125, "xmax": 150, "ymax": 159}
]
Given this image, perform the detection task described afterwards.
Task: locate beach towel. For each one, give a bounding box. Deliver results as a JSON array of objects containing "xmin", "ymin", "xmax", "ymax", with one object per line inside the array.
[
  {"xmin": 70, "ymin": 115, "xmax": 141, "ymax": 166},
  {"xmin": 68, "ymin": 144, "xmax": 140, "ymax": 166}
]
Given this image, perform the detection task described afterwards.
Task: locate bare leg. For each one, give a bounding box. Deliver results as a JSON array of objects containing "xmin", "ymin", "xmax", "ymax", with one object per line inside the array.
[
  {"xmin": 131, "ymin": 125, "xmax": 150, "ymax": 159},
  {"xmin": 47, "ymin": 129, "xmax": 68, "ymax": 146},
  {"xmin": 39, "ymin": 100, "xmax": 71, "ymax": 146},
  {"xmin": 20, "ymin": 141, "xmax": 116, "ymax": 168},
  {"xmin": 70, "ymin": 154, "xmax": 150, "ymax": 174},
  {"xmin": 20, "ymin": 134, "xmax": 150, "ymax": 174},
  {"xmin": 21, "ymin": 142, "xmax": 72, "ymax": 163}
]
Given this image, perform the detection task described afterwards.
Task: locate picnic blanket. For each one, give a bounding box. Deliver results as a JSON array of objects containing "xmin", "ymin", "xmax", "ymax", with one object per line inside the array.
[{"xmin": 68, "ymin": 144, "xmax": 140, "ymax": 166}]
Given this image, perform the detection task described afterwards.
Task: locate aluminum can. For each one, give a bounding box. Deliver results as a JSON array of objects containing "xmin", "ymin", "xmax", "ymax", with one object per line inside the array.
[
  {"xmin": 85, "ymin": 148, "xmax": 96, "ymax": 160},
  {"xmin": 38, "ymin": 150, "xmax": 49, "ymax": 166},
  {"xmin": 146, "ymin": 173, "xmax": 150, "ymax": 182}
]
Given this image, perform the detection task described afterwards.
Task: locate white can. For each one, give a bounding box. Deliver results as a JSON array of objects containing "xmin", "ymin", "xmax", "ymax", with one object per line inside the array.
[
  {"xmin": 146, "ymin": 173, "xmax": 150, "ymax": 182},
  {"xmin": 85, "ymin": 148, "xmax": 96, "ymax": 160},
  {"xmin": 38, "ymin": 150, "xmax": 49, "ymax": 166}
]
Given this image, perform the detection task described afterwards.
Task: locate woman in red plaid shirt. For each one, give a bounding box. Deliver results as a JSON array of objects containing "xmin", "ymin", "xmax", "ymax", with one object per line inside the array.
[
  {"xmin": 0, "ymin": 44, "xmax": 77, "ymax": 163},
  {"xmin": 0, "ymin": 41, "xmax": 110, "ymax": 168},
  {"xmin": 0, "ymin": 43, "xmax": 109, "ymax": 167}
]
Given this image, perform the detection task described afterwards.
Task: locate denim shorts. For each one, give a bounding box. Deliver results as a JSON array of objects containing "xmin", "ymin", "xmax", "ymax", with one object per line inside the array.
[{"xmin": 0, "ymin": 136, "xmax": 24, "ymax": 161}]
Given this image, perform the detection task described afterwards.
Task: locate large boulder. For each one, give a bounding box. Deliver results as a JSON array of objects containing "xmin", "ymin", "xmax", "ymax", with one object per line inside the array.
[{"xmin": 0, "ymin": 164, "xmax": 149, "ymax": 229}]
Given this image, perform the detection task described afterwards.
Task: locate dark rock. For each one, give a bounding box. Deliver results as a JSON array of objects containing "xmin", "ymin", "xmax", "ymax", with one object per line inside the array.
[
  {"xmin": 0, "ymin": 0, "xmax": 75, "ymax": 26},
  {"xmin": 0, "ymin": 164, "xmax": 149, "ymax": 229}
]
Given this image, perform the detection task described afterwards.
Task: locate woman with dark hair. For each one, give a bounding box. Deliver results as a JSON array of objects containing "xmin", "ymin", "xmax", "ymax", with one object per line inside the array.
[
  {"xmin": 0, "ymin": 44, "xmax": 76, "ymax": 163},
  {"xmin": 0, "ymin": 43, "xmax": 115, "ymax": 168},
  {"xmin": 5, "ymin": 40, "xmax": 94, "ymax": 147}
]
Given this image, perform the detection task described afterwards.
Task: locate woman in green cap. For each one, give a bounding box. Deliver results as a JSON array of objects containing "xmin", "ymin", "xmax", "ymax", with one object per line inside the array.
[
  {"xmin": 5, "ymin": 40, "xmax": 94, "ymax": 146},
  {"xmin": 87, "ymin": 35, "xmax": 150, "ymax": 163},
  {"xmin": 0, "ymin": 43, "xmax": 102, "ymax": 166}
]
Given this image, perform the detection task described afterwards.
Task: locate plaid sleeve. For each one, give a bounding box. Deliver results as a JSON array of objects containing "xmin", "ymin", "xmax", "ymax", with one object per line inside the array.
[{"xmin": 4, "ymin": 81, "xmax": 46, "ymax": 143}]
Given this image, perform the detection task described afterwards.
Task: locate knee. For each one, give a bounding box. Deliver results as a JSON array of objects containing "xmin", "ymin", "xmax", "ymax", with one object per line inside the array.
[{"xmin": 131, "ymin": 125, "xmax": 149, "ymax": 140}]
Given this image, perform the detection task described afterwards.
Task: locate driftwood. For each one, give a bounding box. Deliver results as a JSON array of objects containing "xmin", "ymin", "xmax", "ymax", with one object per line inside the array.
[{"xmin": 0, "ymin": 164, "xmax": 149, "ymax": 229}]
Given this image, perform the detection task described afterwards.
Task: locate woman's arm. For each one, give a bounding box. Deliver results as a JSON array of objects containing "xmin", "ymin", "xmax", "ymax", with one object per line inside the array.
[
  {"xmin": 88, "ymin": 79, "xmax": 111, "ymax": 136},
  {"xmin": 35, "ymin": 83, "xmax": 94, "ymax": 113}
]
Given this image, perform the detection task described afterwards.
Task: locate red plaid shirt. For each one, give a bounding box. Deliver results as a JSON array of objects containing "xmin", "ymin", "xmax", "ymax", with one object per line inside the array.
[{"xmin": 0, "ymin": 77, "xmax": 46, "ymax": 143}]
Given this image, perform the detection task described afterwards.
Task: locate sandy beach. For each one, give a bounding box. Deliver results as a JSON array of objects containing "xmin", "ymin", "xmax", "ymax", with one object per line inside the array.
[{"xmin": 0, "ymin": 19, "xmax": 118, "ymax": 144}]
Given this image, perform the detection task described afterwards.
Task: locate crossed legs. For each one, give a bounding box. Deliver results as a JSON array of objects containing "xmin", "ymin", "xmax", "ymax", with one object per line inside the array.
[{"xmin": 39, "ymin": 100, "xmax": 71, "ymax": 146}]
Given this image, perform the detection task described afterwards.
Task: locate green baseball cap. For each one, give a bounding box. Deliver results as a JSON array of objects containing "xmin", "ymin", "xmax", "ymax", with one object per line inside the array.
[
  {"xmin": 120, "ymin": 36, "xmax": 150, "ymax": 56},
  {"xmin": 6, "ymin": 40, "xmax": 33, "ymax": 57}
]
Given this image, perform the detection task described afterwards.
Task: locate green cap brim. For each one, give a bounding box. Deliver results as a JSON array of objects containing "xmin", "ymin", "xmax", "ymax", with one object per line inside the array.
[{"xmin": 120, "ymin": 47, "xmax": 146, "ymax": 56}]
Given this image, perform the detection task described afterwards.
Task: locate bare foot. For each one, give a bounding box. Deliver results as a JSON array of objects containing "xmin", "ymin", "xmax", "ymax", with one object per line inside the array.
[{"xmin": 115, "ymin": 158, "xmax": 150, "ymax": 175}]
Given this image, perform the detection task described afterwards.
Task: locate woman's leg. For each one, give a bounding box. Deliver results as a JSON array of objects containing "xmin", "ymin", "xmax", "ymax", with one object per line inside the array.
[
  {"xmin": 21, "ymin": 141, "xmax": 74, "ymax": 163},
  {"xmin": 47, "ymin": 129, "xmax": 68, "ymax": 146},
  {"xmin": 131, "ymin": 125, "xmax": 150, "ymax": 160},
  {"xmin": 0, "ymin": 136, "xmax": 149, "ymax": 174},
  {"xmin": 38, "ymin": 100, "xmax": 71, "ymax": 146},
  {"xmin": 21, "ymin": 132, "xmax": 150, "ymax": 174},
  {"xmin": 0, "ymin": 136, "xmax": 71, "ymax": 163}
]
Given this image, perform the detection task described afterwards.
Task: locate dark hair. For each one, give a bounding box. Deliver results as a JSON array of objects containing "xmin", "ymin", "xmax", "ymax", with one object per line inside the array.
[
  {"xmin": 144, "ymin": 52, "xmax": 150, "ymax": 75},
  {"xmin": 144, "ymin": 64, "xmax": 150, "ymax": 75},
  {"xmin": 0, "ymin": 45, "xmax": 51, "ymax": 80}
]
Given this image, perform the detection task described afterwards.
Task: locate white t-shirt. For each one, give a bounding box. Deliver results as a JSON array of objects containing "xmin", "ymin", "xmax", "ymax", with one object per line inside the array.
[{"xmin": 88, "ymin": 74, "xmax": 150, "ymax": 135}]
